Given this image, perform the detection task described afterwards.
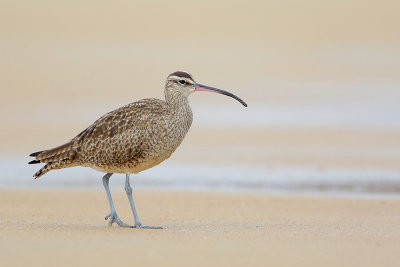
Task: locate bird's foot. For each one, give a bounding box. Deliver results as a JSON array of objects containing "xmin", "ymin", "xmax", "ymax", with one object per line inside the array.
[
  {"xmin": 134, "ymin": 223, "xmax": 163, "ymax": 229},
  {"xmin": 105, "ymin": 212, "xmax": 132, "ymax": 228},
  {"xmin": 105, "ymin": 213, "xmax": 162, "ymax": 229}
]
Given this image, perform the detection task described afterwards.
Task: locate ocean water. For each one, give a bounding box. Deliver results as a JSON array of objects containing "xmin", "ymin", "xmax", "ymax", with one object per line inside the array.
[{"xmin": 2, "ymin": 158, "xmax": 399, "ymax": 198}]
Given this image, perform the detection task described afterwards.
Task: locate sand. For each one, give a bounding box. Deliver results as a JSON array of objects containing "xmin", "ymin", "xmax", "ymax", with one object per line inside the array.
[
  {"xmin": 1, "ymin": 190, "xmax": 399, "ymax": 267},
  {"xmin": 1, "ymin": 1, "xmax": 400, "ymax": 266}
]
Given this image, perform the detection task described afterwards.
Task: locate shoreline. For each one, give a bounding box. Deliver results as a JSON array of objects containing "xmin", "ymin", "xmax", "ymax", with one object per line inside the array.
[
  {"xmin": 3, "ymin": 157, "xmax": 400, "ymax": 197},
  {"xmin": 1, "ymin": 186, "xmax": 400, "ymax": 200}
]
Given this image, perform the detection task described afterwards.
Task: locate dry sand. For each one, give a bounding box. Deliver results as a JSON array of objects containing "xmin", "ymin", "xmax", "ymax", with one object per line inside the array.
[{"xmin": 1, "ymin": 190, "xmax": 399, "ymax": 267}]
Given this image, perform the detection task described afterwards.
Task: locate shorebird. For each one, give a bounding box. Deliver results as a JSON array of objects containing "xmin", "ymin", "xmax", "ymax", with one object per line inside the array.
[{"xmin": 29, "ymin": 71, "xmax": 247, "ymax": 229}]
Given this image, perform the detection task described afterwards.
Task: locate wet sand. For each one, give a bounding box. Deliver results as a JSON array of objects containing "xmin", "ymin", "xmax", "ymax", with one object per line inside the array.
[{"xmin": 1, "ymin": 190, "xmax": 399, "ymax": 266}]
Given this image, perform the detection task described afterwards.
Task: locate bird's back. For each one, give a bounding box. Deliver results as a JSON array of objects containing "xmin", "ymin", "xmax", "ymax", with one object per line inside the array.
[{"xmin": 30, "ymin": 98, "xmax": 193, "ymax": 177}]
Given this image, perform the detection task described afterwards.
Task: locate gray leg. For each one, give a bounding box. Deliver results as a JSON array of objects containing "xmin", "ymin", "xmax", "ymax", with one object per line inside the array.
[
  {"xmin": 125, "ymin": 174, "xmax": 162, "ymax": 229},
  {"xmin": 103, "ymin": 173, "xmax": 132, "ymax": 228}
]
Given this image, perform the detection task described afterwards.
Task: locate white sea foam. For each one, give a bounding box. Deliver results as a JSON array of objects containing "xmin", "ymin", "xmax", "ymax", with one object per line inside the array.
[{"xmin": 3, "ymin": 158, "xmax": 399, "ymax": 197}]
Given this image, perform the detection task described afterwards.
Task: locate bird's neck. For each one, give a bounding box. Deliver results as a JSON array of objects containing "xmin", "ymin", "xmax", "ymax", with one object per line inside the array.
[
  {"xmin": 165, "ymin": 87, "xmax": 193, "ymax": 129},
  {"xmin": 165, "ymin": 87, "xmax": 189, "ymax": 109}
]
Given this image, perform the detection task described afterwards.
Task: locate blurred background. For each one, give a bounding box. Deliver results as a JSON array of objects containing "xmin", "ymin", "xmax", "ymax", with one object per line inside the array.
[{"xmin": 1, "ymin": 0, "xmax": 399, "ymax": 195}]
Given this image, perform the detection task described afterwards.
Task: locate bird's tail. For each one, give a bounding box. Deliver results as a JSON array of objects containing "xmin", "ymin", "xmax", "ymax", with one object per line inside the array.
[{"xmin": 29, "ymin": 142, "xmax": 77, "ymax": 178}]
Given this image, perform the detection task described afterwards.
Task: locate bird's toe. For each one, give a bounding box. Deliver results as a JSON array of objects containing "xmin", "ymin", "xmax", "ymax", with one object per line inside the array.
[{"xmin": 135, "ymin": 223, "xmax": 163, "ymax": 229}]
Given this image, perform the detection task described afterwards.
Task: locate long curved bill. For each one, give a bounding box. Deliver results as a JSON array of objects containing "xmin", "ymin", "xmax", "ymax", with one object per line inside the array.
[{"xmin": 195, "ymin": 83, "xmax": 247, "ymax": 107}]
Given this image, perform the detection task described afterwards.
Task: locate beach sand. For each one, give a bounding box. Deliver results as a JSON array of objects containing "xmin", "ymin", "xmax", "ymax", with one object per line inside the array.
[
  {"xmin": 1, "ymin": 190, "xmax": 399, "ymax": 267},
  {"xmin": 1, "ymin": 1, "xmax": 400, "ymax": 266}
]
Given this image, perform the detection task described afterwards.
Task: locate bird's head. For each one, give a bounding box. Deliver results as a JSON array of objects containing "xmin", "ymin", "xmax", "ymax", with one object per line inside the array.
[{"xmin": 166, "ymin": 71, "xmax": 247, "ymax": 107}]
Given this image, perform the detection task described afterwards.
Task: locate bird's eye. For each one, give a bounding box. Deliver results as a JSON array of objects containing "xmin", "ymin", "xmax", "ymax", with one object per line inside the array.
[{"xmin": 179, "ymin": 80, "xmax": 186, "ymax": 84}]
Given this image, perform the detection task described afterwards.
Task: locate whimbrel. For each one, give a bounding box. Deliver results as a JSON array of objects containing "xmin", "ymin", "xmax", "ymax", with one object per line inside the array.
[{"xmin": 29, "ymin": 71, "xmax": 247, "ymax": 228}]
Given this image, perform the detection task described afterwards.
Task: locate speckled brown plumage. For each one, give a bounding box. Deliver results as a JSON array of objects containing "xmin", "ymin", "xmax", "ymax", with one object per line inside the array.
[{"xmin": 29, "ymin": 71, "xmax": 246, "ymax": 179}]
